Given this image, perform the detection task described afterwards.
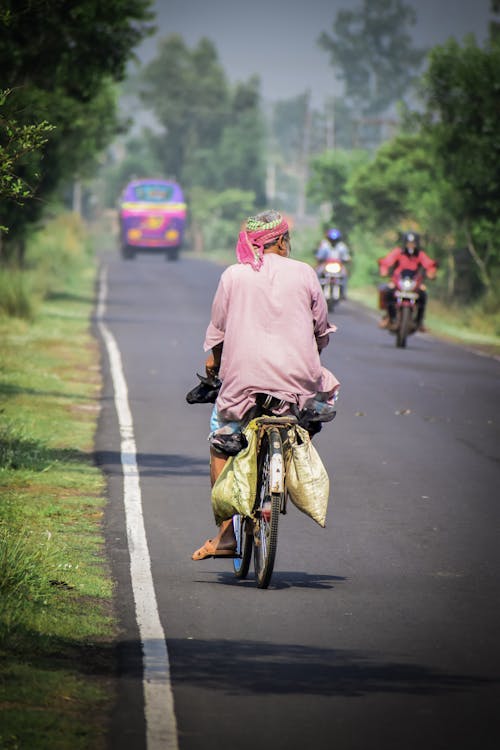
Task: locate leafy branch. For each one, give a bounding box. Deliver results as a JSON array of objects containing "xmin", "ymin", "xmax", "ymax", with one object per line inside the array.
[{"xmin": 0, "ymin": 89, "xmax": 55, "ymax": 216}]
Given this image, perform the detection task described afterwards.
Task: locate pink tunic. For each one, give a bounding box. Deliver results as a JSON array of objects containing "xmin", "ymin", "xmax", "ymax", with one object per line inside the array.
[{"xmin": 204, "ymin": 253, "xmax": 339, "ymax": 420}]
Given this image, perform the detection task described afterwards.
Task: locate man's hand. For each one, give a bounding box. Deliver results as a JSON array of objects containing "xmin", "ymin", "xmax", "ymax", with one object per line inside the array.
[
  {"xmin": 205, "ymin": 342, "xmax": 223, "ymax": 377},
  {"xmin": 205, "ymin": 353, "xmax": 218, "ymax": 377},
  {"xmin": 316, "ymin": 334, "xmax": 329, "ymax": 353}
]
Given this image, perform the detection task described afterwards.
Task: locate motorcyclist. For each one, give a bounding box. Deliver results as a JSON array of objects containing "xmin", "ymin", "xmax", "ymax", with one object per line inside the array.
[
  {"xmin": 315, "ymin": 228, "xmax": 351, "ymax": 299},
  {"xmin": 378, "ymin": 231, "xmax": 437, "ymax": 332}
]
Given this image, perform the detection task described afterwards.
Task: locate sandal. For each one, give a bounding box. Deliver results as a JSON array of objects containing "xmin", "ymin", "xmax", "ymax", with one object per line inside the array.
[{"xmin": 191, "ymin": 538, "xmax": 238, "ymax": 561}]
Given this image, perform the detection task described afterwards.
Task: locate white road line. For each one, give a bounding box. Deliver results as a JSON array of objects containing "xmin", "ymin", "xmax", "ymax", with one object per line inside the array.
[{"xmin": 97, "ymin": 265, "xmax": 179, "ymax": 750}]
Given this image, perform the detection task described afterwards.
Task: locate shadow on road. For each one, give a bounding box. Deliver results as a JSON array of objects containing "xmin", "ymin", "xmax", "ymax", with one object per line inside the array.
[
  {"xmin": 210, "ymin": 570, "xmax": 345, "ymax": 590},
  {"xmin": 96, "ymin": 449, "xmax": 209, "ymax": 477},
  {"xmin": 165, "ymin": 636, "xmax": 497, "ymax": 698}
]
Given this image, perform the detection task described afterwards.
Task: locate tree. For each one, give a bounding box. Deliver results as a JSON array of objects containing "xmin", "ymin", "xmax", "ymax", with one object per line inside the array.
[
  {"xmin": 1, "ymin": 0, "xmax": 154, "ymax": 103},
  {"xmin": 346, "ymin": 134, "xmax": 435, "ymax": 229},
  {"xmin": 140, "ymin": 35, "xmax": 230, "ymax": 184},
  {"xmin": 139, "ymin": 35, "xmax": 265, "ymax": 215},
  {"xmin": 491, "ymin": 0, "xmax": 500, "ymax": 43},
  {"xmin": 0, "ymin": 0, "xmax": 154, "ymax": 256},
  {"xmin": 307, "ymin": 148, "xmax": 370, "ymax": 233},
  {"xmin": 421, "ymin": 36, "xmax": 500, "ymax": 289},
  {"xmin": 185, "ymin": 77, "xmax": 266, "ymax": 204},
  {"xmin": 318, "ymin": 0, "xmax": 426, "ymax": 122},
  {"xmin": 0, "ymin": 90, "xmax": 54, "ymax": 206},
  {"xmin": 189, "ymin": 187, "xmax": 256, "ymax": 254}
]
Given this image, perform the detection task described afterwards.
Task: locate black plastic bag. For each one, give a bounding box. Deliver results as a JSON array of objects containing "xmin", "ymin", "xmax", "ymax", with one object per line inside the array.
[{"xmin": 186, "ymin": 373, "xmax": 222, "ymax": 404}]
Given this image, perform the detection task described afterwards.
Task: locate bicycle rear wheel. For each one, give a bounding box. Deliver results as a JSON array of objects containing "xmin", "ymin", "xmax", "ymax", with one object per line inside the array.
[
  {"xmin": 253, "ymin": 428, "xmax": 283, "ymax": 589},
  {"xmin": 232, "ymin": 514, "xmax": 253, "ymax": 579}
]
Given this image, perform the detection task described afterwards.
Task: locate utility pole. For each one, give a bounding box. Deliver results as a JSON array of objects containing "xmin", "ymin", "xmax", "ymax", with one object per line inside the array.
[
  {"xmin": 325, "ymin": 95, "xmax": 335, "ymax": 151},
  {"xmin": 297, "ymin": 89, "xmax": 311, "ymax": 221},
  {"xmin": 72, "ymin": 179, "xmax": 82, "ymax": 216},
  {"xmin": 266, "ymin": 161, "xmax": 276, "ymax": 203}
]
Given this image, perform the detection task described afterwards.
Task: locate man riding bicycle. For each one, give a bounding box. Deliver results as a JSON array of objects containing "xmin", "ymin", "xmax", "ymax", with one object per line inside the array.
[{"xmin": 191, "ymin": 210, "xmax": 340, "ymax": 561}]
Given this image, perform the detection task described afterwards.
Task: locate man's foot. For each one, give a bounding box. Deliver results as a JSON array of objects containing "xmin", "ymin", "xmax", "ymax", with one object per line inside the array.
[
  {"xmin": 191, "ymin": 538, "xmax": 238, "ymax": 561},
  {"xmin": 378, "ymin": 317, "xmax": 390, "ymax": 329},
  {"xmin": 417, "ymin": 323, "xmax": 428, "ymax": 333}
]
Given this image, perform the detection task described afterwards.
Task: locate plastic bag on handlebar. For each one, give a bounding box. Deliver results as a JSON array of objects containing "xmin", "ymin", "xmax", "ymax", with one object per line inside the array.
[{"xmin": 186, "ymin": 373, "xmax": 222, "ymax": 404}]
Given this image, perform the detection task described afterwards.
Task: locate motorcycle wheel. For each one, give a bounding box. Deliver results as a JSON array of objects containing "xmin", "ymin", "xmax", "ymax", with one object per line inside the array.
[
  {"xmin": 396, "ymin": 307, "xmax": 411, "ymax": 348},
  {"xmin": 327, "ymin": 297, "xmax": 336, "ymax": 312}
]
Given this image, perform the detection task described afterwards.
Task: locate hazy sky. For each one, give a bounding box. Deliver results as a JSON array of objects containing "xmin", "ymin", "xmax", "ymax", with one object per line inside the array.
[{"xmin": 135, "ymin": 0, "xmax": 492, "ymax": 106}]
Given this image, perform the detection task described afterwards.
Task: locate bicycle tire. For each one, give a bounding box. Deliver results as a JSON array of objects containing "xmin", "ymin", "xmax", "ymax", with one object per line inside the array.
[
  {"xmin": 232, "ymin": 514, "xmax": 253, "ymax": 579},
  {"xmin": 253, "ymin": 427, "xmax": 283, "ymax": 589}
]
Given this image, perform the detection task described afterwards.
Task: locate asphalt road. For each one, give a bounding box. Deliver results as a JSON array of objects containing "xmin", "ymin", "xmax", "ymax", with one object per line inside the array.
[{"xmin": 96, "ymin": 251, "xmax": 500, "ymax": 750}]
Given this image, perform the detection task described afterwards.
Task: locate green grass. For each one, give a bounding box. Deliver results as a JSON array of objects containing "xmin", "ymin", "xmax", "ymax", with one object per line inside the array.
[{"xmin": 0, "ymin": 213, "xmax": 116, "ymax": 750}]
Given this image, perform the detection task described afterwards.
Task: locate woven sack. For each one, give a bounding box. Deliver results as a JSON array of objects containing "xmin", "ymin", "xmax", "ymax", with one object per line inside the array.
[
  {"xmin": 211, "ymin": 420, "xmax": 259, "ymax": 525},
  {"xmin": 286, "ymin": 425, "xmax": 330, "ymax": 527}
]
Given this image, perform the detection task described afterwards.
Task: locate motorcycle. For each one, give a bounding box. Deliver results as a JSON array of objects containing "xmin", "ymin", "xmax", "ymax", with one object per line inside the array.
[
  {"xmin": 318, "ymin": 259, "xmax": 345, "ymax": 312},
  {"xmin": 382, "ymin": 269, "xmax": 425, "ymax": 348}
]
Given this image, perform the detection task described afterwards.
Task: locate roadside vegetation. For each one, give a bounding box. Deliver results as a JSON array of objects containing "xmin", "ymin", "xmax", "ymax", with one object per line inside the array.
[
  {"xmin": 0, "ymin": 214, "xmax": 116, "ymax": 749},
  {"xmin": 0, "ymin": 3, "xmax": 153, "ymax": 746}
]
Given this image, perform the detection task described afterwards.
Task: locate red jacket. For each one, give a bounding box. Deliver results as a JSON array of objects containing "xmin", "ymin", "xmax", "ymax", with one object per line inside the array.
[{"xmin": 379, "ymin": 247, "xmax": 437, "ymax": 285}]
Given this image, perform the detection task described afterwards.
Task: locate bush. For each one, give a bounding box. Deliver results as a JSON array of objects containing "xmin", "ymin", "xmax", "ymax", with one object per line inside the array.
[
  {"xmin": 0, "ymin": 268, "xmax": 38, "ymax": 319},
  {"xmin": 0, "ymin": 211, "xmax": 92, "ymax": 320},
  {"xmin": 25, "ymin": 211, "xmax": 92, "ymax": 288}
]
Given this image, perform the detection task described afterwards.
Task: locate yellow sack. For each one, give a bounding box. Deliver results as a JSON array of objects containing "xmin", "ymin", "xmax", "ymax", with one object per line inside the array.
[
  {"xmin": 285, "ymin": 425, "xmax": 330, "ymax": 527},
  {"xmin": 211, "ymin": 420, "xmax": 259, "ymax": 526}
]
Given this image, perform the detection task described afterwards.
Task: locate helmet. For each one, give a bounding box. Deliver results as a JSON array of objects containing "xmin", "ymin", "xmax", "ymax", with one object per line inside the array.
[
  {"xmin": 403, "ymin": 231, "xmax": 420, "ymax": 254},
  {"xmin": 326, "ymin": 228, "xmax": 342, "ymax": 243}
]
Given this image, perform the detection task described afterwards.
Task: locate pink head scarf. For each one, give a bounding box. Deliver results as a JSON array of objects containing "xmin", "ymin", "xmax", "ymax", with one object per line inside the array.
[{"xmin": 236, "ymin": 216, "xmax": 289, "ymax": 271}]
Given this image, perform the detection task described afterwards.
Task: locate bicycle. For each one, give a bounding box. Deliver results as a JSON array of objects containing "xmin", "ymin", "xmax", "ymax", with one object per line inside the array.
[
  {"xmin": 232, "ymin": 414, "xmax": 297, "ymax": 589},
  {"xmin": 188, "ymin": 380, "xmax": 334, "ymax": 587}
]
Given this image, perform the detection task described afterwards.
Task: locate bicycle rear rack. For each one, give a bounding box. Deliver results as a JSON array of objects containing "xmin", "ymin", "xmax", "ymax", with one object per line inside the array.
[{"xmin": 252, "ymin": 415, "xmax": 298, "ymax": 427}]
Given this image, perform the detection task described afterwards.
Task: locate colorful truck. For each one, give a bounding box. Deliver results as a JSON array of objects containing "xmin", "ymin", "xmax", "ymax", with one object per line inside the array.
[{"xmin": 118, "ymin": 179, "xmax": 187, "ymax": 261}]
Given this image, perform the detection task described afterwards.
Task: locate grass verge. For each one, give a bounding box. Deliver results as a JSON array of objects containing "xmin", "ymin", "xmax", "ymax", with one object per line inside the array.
[{"xmin": 0, "ymin": 214, "xmax": 116, "ymax": 749}]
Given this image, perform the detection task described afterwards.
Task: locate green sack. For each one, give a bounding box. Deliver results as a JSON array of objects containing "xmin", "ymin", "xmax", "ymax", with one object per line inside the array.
[
  {"xmin": 211, "ymin": 419, "xmax": 259, "ymax": 526},
  {"xmin": 285, "ymin": 425, "xmax": 330, "ymax": 527}
]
